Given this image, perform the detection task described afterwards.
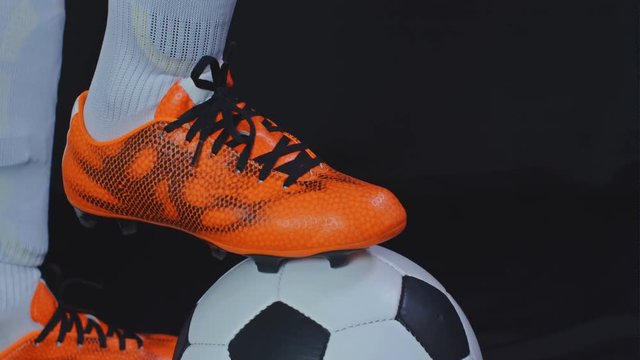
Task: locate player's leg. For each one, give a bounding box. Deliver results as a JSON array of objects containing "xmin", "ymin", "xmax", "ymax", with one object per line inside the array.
[
  {"xmin": 0, "ymin": 0, "xmax": 65, "ymax": 350},
  {"xmin": 0, "ymin": 2, "xmax": 176, "ymax": 358}
]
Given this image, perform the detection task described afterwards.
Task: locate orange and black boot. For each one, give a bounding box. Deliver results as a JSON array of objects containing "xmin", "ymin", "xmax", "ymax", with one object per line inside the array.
[
  {"xmin": 62, "ymin": 56, "xmax": 406, "ymax": 272},
  {"xmin": 0, "ymin": 280, "xmax": 176, "ymax": 360}
]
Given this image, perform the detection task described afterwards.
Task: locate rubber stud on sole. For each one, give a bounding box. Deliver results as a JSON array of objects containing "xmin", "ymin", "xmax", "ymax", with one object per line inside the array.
[
  {"xmin": 209, "ymin": 245, "xmax": 227, "ymax": 260},
  {"xmin": 73, "ymin": 208, "xmax": 98, "ymax": 229},
  {"xmin": 323, "ymin": 250, "xmax": 359, "ymax": 269},
  {"xmin": 250, "ymin": 255, "xmax": 287, "ymax": 274},
  {"xmin": 250, "ymin": 249, "xmax": 364, "ymax": 274},
  {"xmin": 116, "ymin": 220, "xmax": 138, "ymax": 236}
]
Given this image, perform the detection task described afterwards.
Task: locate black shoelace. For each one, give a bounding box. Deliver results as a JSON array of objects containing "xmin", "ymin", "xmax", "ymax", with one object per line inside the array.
[
  {"xmin": 34, "ymin": 306, "xmax": 143, "ymax": 350},
  {"xmin": 32, "ymin": 275, "xmax": 143, "ymax": 351},
  {"xmin": 164, "ymin": 56, "xmax": 322, "ymax": 188}
]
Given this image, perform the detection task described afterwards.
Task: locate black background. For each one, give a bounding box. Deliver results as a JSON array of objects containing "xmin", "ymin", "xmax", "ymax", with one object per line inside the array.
[{"xmin": 45, "ymin": 0, "xmax": 638, "ymax": 359}]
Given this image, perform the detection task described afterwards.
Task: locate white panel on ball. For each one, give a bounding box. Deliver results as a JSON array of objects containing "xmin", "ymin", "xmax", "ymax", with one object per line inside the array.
[
  {"xmin": 180, "ymin": 344, "xmax": 230, "ymax": 360},
  {"xmin": 277, "ymin": 252, "xmax": 403, "ymax": 332},
  {"xmin": 370, "ymin": 246, "xmax": 446, "ymax": 291},
  {"xmin": 188, "ymin": 260, "xmax": 281, "ymax": 344},
  {"xmin": 324, "ymin": 320, "xmax": 432, "ymax": 360}
]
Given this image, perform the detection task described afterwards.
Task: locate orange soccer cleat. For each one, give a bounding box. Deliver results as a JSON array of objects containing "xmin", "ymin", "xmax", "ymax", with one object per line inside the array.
[
  {"xmin": 62, "ymin": 56, "xmax": 406, "ymax": 272},
  {"xmin": 0, "ymin": 280, "xmax": 176, "ymax": 360}
]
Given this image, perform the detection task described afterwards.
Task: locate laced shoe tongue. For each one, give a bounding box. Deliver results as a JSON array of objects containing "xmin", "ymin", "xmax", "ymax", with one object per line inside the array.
[
  {"xmin": 156, "ymin": 76, "xmax": 310, "ymax": 169},
  {"xmin": 30, "ymin": 280, "xmax": 58, "ymax": 326},
  {"xmin": 160, "ymin": 56, "xmax": 323, "ymax": 185}
]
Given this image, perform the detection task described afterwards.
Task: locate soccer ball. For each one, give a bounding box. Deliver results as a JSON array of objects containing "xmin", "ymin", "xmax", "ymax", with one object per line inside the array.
[{"xmin": 174, "ymin": 246, "xmax": 482, "ymax": 360}]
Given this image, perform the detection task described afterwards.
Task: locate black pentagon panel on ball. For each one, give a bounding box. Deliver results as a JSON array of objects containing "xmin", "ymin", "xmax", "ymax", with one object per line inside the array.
[
  {"xmin": 173, "ymin": 307, "xmax": 196, "ymax": 360},
  {"xmin": 228, "ymin": 301, "xmax": 330, "ymax": 360},
  {"xmin": 396, "ymin": 276, "xmax": 470, "ymax": 360}
]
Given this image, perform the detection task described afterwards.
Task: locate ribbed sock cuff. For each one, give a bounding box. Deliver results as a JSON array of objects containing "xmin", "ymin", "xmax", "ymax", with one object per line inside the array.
[
  {"xmin": 0, "ymin": 239, "xmax": 47, "ymax": 268},
  {"xmin": 0, "ymin": 263, "xmax": 39, "ymax": 312},
  {"xmin": 84, "ymin": 0, "xmax": 236, "ymax": 140}
]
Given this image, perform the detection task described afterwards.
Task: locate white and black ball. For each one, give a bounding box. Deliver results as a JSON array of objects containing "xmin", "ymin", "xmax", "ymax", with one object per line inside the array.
[{"xmin": 174, "ymin": 246, "xmax": 482, "ymax": 360}]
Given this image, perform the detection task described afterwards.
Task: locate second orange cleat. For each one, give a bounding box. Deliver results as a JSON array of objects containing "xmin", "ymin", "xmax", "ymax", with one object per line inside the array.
[
  {"xmin": 62, "ymin": 56, "xmax": 406, "ymax": 272},
  {"xmin": 0, "ymin": 280, "xmax": 176, "ymax": 360}
]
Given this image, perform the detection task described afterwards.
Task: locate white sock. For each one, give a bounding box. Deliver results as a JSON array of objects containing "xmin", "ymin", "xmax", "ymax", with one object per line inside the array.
[
  {"xmin": 0, "ymin": 264, "xmax": 41, "ymax": 351},
  {"xmin": 83, "ymin": 0, "xmax": 237, "ymax": 141},
  {"xmin": 0, "ymin": 0, "xmax": 64, "ymax": 350}
]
